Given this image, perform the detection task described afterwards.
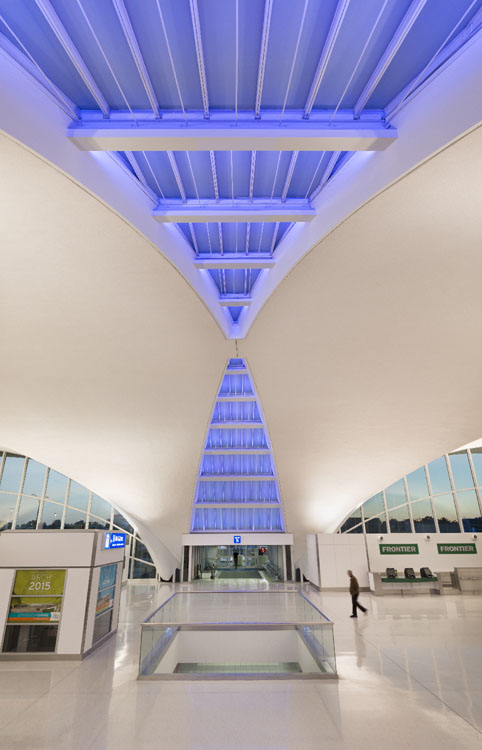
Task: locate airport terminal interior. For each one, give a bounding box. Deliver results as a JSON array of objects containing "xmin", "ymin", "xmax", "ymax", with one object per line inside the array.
[{"xmin": 1, "ymin": 0, "xmax": 482, "ymax": 747}]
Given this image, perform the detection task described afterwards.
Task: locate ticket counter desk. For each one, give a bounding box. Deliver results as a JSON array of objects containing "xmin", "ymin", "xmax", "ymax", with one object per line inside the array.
[{"xmin": 0, "ymin": 530, "xmax": 125, "ymax": 658}]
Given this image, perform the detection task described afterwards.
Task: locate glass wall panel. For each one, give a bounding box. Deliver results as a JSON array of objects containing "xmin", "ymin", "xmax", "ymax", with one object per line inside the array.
[
  {"xmin": 388, "ymin": 504, "xmax": 411, "ymax": 532},
  {"xmin": 0, "ymin": 452, "xmax": 154, "ymax": 579},
  {"xmin": 67, "ymin": 481, "xmax": 89, "ymax": 511},
  {"xmin": 406, "ymin": 467, "xmax": 429, "ymax": 501},
  {"xmin": 363, "ymin": 493, "xmax": 384, "ymax": 519},
  {"xmin": 365, "ymin": 515, "xmax": 387, "ymax": 534},
  {"xmin": 0, "ymin": 493, "xmax": 17, "ymax": 530},
  {"xmin": 45, "ymin": 470, "xmax": 68, "ymax": 503},
  {"xmin": 456, "ymin": 490, "xmax": 482, "ymax": 532},
  {"xmin": 428, "ymin": 456, "xmax": 451, "ymax": 494},
  {"xmin": 135, "ymin": 539, "xmax": 153, "ymax": 562},
  {"xmin": 22, "ymin": 459, "xmax": 47, "ymax": 497},
  {"xmin": 64, "ymin": 507, "xmax": 86, "ymax": 529},
  {"xmin": 39, "ymin": 501, "xmax": 62, "ymax": 529},
  {"xmin": 449, "ymin": 452, "xmax": 474, "ymax": 490},
  {"xmin": 88, "ymin": 517, "xmax": 109, "ymax": 530},
  {"xmin": 132, "ymin": 560, "xmax": 156, "ymax": 579},
  {"xmin": 433, "ymin": 493, "xmax": 460, "ymax": 532},
  {"xmin": 15, "ymin": 497, "xmax": 39, "ymax": 529},
  {"xmin": 340, "ymin": 511, "xmax": 363, "ymax": 533},
  {"xmin": 346, "ymin": 524, "xmax": 364, "ymax": 534},
  {"xmin": 470, "ymin": 448, "xmax": 482, "ymax": 486},
  {"xmin": 411, "ymin": 499, "xmax": 436, "ymax": 533},
  {"xmin": 91, "ymin": 494, "xmax": 111, "ymax": 521},
  {"xmin": 385, "ymin": 480, "xmax": 406, "ymax": 510},
  {"xmin": 0, "ymin": 454, "xmax": 25, "ymax": 493}
]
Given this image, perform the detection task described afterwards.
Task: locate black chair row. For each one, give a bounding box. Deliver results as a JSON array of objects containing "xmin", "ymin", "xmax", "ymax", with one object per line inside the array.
[{"xmin": 386, "ymin": 567, "xmax": 433, "ymax": 579}]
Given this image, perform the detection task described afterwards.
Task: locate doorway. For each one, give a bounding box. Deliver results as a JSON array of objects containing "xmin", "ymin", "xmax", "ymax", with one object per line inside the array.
[{"xmin": 192, "ymin": 545, "xmax": 284, "ymax": 580}]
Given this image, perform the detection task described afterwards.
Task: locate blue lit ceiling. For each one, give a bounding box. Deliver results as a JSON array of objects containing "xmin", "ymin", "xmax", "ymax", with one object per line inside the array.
[
  {"xmin": 191, "ymin": 358, "xmax": 285, "ymax": 533},
  {"xmin": 0, "ymin": 0, "xmax": 481, "ymax": 331}
]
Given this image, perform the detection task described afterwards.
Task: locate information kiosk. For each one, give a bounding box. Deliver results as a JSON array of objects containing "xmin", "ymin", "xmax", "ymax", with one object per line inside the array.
[{"xmin": 0, "ymin": 530, "xmax": 125, "ymax": 658}]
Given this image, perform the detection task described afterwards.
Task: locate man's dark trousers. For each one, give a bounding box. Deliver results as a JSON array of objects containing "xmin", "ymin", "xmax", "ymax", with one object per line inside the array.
[{"xmin": 351, "ymin": 593, "xmax": 367, "ymax": 617}]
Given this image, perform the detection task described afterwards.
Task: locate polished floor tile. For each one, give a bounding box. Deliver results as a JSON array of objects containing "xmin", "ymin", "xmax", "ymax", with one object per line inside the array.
[{"xmin": 0, "ymin": 582, "xmax": 482, "ymax": 748}]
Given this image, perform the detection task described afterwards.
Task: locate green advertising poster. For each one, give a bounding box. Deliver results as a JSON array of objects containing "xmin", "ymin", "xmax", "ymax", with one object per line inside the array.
[
  {"xmin": 437, "ymin": 543, "xmax": 477, "ymax": 554},
  {"xmin": 379, "ymin": 543, "xmax": 419, "ymax": 555},
  {"xmin": 8, "ymin": 569, "xmax": 66, "ymax": 624}
]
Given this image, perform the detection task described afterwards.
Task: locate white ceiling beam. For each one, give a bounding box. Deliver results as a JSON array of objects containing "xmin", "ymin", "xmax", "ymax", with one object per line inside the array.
[
  {"xmin": 385, "ymin": 4, "xmax": 482, "ymax": 121},
  {"xmin": 304, "ymin": 0, "xmax": 351, "ymax": 117},
  {"xmin": 353, "ymin": 0, "xmax": 428, "ymax": 116},
  {"xmin": 281, "ymin": 151, "xmax": 299, "ymax": 201},
  {"xmin": 34, "ymin": 0, "xmax": 110, "ymax": 117},
  {"xmin": 310, "ymin": 151, "xmax": 341, "ymax": 200},
  {"xmin": 68, "ymin": 119, "xmax": 397, "ymax": 151},
  {"xmin": 152, "ymin": 199, "xmax": 315, "ymax": 223},
  {"xmin": 218, "ymin": 297, "xmax": 253, "ymax": 307},
  {"xmin": 0, "ymin": 30, "xmax": 79, "ymax": 120},
  {"xmin": 112, "ymin": 0, "xmax": 159, "ymax": 118},
  {"xmin": 254, "ymin": 0, "xmax": 273, "ymax": 117},
  {"xmin": 249, "ymin": 151, "xmax": 257, "ymax": 201},
  {"xmin": 194, "ymin": 255, "xmax": 275, "ymax": 269},
  {"xmin": 189, "ymin": 0, "xmax": 209, "ymax": 118},
  {"xmin": 123, "ymin": 151, "xmax": 157, "ymax": 200},
  {"xmin": 167, "ymin": 151, "xmax": 186, "ymax": 202}
]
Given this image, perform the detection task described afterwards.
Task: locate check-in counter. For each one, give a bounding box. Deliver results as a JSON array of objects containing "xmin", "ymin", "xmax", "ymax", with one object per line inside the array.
[{"xmin": 369, "ymin": 571, "xmax": 440, "ymax": 596}]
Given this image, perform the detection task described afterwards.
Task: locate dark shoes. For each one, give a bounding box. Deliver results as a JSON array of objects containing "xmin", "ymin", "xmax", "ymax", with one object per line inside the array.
[{"xmin": 350, "ymin": 614, "xmax": 357, "ymax": 618}]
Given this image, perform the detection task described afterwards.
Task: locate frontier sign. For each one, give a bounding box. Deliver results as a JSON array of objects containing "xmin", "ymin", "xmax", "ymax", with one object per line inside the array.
[
  {"xmin": 437, "ymin": 543, "xmax": 477, "ymax": 554},
  {"xmin": 379, "ymin": 544, "xmax": 419, "ymax": 555}
]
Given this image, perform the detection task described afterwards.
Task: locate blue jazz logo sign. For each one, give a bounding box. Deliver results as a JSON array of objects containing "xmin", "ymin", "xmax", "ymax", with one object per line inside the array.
[
  {"xmin": 233, "ymin": 535, "xmax": 241, "ymax": 544},
  {"xmin": 104, "ymin": 532, "xmax": 126, "ymax": 550}
]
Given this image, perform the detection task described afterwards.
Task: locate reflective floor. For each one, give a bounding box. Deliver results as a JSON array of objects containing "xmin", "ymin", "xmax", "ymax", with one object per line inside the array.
[{"xmin": 1, "ymin": 581, "xmax": 482, "ymax": 748}]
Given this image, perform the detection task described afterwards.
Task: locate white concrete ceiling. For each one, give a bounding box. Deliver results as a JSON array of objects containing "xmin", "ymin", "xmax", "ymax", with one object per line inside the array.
[
  {"xmin": 1, "ymin": 28, "xmax": 482, "ymax": 574},
  {"xmin": 2, "ymin": 120, "xmax": 482, "ymax": 572}
]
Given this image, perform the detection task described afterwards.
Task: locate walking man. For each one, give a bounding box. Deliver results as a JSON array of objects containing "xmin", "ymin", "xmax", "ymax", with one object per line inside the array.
[
  {"xmin": 233, "ymin": 549, "xmax": 239, "ymax": 569},
  {"xmin": 347, "ymin": 570, "xmax": 367, "ymax": 618}
]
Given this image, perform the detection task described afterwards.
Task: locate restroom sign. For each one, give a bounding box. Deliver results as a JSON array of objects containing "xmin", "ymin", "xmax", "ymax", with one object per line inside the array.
[{"xmin": 233, "ymin": 536, "xmax": 241, "ymax": 544}]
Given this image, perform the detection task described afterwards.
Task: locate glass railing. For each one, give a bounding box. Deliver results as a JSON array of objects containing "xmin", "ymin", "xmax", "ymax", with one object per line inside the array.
[{"xmin": 138, "ymin": 591, "xmax": 336, "ymax": 679}]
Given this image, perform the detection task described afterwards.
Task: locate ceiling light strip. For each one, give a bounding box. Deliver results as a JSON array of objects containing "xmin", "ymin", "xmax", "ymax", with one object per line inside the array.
[
  {"xmin": 167, "ymin": 151, "xmax": 186, "ymax": 202},
  {"xmin": 112, "ymin": 0, "xmax": 159, "ymax": 118},
  {"xmin": 155, "ymin": 0, "xmax": 187, "ymax": 120},
  {"xmin": 330, "ymin": 0, "xmax": 389, "ymax": 124},
  {"xmin": 281, "ymin": 151, "xmax": 299, "ymax": 202},
  {"xmin": 210, "ymin": 151, "xmax": 220, "ymax": 201},
  {"xmin": 35, "ymin": 0, "xmax": 110, "ymax": 116},
  {"xmin": 304, "ymin": 0, "xmax": 351, "ymax": 117},
  {"xmin": 254, "ymin": 0, "xmax": 273, "ymax": 118},
  {"xmin": 310, "ymin": 151, "xmax": 340, "ymax": 200},
  {"xmin": 249, "ymin": 151, "xmax": 257, "ymax": 202},
  {"xmin": 386, "ymin": 0, "xmax": 479, "ymax": 121},
  {"xmin": 353, "ymin": 0, "xmax": 428, "ymax": 116},
  {"xmin": 74, "ymin": 0, "xmax": 135, "ymax": 120},
  {"xmin": 189, "ymin": 0, "xmax": 209, "ymax": 118},
  {"xmin": 0, "ymin": 25, "xmax": 78, "ymax": 120},
  {"xmin": 279, "ymin": 0, "xmax": 309, "ymax": 124}
]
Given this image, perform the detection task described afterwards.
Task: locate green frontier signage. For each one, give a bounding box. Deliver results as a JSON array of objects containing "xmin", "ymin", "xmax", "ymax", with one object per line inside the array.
[
  {"xmin": 437, "ymin": 543, "xmax": 477, "ymax": 555},
  {"xmin": 379, "ymin": 543, "xmax": 419, "ymax": 555}
]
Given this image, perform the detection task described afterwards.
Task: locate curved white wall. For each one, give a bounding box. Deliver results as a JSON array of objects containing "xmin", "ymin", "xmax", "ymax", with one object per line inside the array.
[
  {"xmin": 242, "ymin": 123, "xmax": 482, "ymax": 553},
  {"xmin": 0, "ymin": 131, "xmax": 233, "ymax": 576}
]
